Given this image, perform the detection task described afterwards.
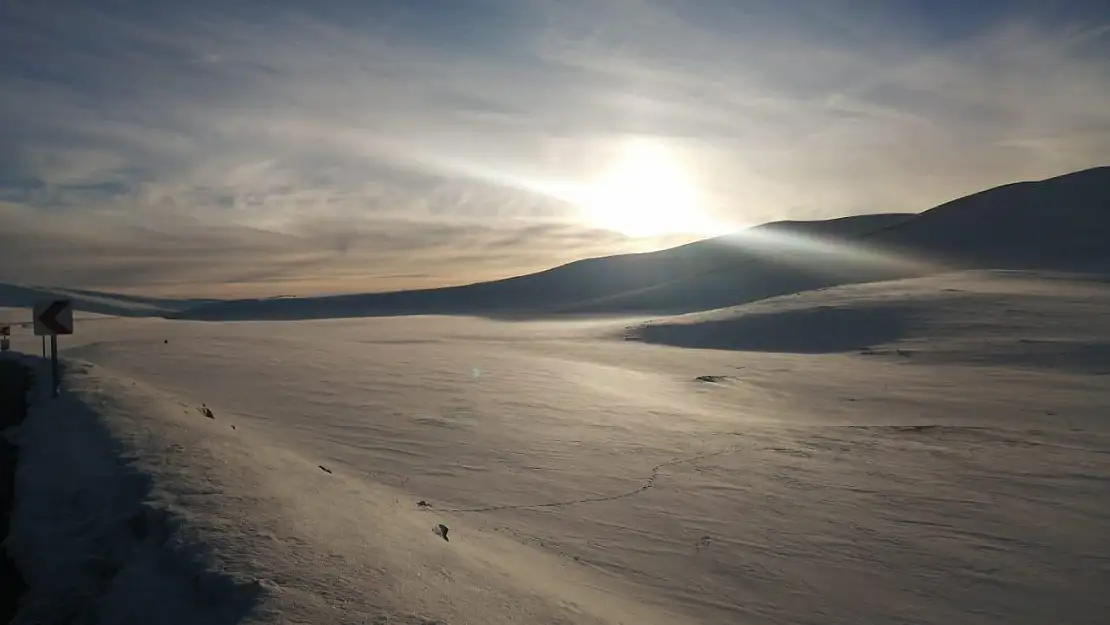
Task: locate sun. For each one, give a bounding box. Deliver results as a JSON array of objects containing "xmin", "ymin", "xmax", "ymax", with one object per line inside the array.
[{"xmin": 578, "ymin": 139, "xmax": 721, "ymax": 238}]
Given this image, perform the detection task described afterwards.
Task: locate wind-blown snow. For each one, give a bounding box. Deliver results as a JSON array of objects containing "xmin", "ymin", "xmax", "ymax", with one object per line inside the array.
[
  {"xmin": 5, "ymin": 269, "xmax": 1109, "ymax": 624},
  {"xmin": 629, "ymin": 270, "xmax": 1110, "ymax": 372},
  {"xmin": 168, "ymin": 166, "xmax": 1110, "ymax": 322}
]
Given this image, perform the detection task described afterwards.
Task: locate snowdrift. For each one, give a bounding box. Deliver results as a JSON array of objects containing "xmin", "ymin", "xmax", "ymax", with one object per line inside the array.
[
  {"xmin": 628, "ymin": 270, "xmax": 1110, "ymax": 371},
  {"xmin": 5, "ymin": 356, "xmax": 260, "ymax": 625}
]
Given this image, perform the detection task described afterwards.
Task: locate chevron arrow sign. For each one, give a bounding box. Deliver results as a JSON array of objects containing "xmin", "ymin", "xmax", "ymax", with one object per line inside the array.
[{"xmin": 34, "ymin": 299, "xmax": 74, "ymax": 336}]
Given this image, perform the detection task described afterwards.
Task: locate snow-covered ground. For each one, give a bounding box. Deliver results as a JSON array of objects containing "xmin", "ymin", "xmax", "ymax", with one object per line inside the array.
[{"xmin": 5, "ymin": 270, "xmax": 1110, "ymax": 624}]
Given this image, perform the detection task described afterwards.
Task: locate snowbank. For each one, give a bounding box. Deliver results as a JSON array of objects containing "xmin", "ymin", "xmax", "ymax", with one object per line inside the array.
[
  {"xmin": 5, "ymin": 355, "xmax": 687, "ymax": 625},
  {"xmin": 629, "ymin": 270, "xmax": 1110, "ymax": 371},
  {"xmin": 5, "ymin": 358, "xmax": 259, "ymax": 625}
]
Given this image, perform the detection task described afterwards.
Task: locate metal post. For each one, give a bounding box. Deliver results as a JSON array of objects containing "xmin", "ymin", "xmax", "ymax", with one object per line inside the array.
[
  {"xmin": 51, "ymin": 334, "xmax": 59, "ymax": 397},
  {"xmin": 42, "ymin": 335, "xmax": 46, "ymax": 358}
]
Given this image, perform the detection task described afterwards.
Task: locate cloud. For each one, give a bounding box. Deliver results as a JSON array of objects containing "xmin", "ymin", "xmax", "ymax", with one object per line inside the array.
[
  {"xmin": 0, "ymin": 202, "xmax": 691, "ymax": 297},
  {"xmin": 532, "ymin": 1, "xmax": 1110, "ymax": 206},
  {"xmin": 1, "ymin": 0, "xmax": 1108, "ymax": 296}
]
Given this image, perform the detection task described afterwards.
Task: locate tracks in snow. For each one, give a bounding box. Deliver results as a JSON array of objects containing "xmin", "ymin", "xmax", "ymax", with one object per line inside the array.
[
  {"xmin": 426, "ymin": 423, "xmax": 1086, "ymax": 515},
  {"xmin": 434, "ymin": 445, "xmax": 744, "ymax": 514}
]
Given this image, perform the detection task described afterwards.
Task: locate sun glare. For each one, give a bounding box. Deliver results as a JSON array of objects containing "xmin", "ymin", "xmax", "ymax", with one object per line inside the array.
[{"xmin": 578, "ymin": 139, "xmax": 723, "ymax": 238}]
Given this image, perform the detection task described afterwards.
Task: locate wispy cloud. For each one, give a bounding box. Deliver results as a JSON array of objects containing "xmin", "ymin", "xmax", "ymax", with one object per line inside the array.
[
  {"xmin": 1, "ymin": 0, "xmax": 1108, "ymax": 295},
  {"xmin": 0, "ymin": 200, "xmax": 681, "ymax": 297}
]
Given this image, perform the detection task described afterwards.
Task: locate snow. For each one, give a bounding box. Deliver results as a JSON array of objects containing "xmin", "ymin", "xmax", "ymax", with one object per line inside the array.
[
  {"xmin": 6, "ymin": 357, "xmax": 259, "ymax": 625},
  {"xmin": 4, "ymin": 269, "xmax": 1110, "ymax": 623},
  {"xmin": 629, "ymin": 270, "xmax": 1110, "ymax": 372},
  {"xmin": 866, "ymin": 166, "xmax": 1110, "ymax": 270}
]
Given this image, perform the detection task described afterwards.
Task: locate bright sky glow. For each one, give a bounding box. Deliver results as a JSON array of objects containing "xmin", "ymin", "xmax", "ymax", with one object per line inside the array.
[
  {"xmin": 1, "ymin": 1, "xmax": 1108, "ymax": 296},
  {"xmin": 575, "ymin": 138, "xmax": 726, "ymax": 238}
]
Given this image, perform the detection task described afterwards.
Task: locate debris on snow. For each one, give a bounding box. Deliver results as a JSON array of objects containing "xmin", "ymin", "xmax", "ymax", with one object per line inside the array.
[{"xmin": 434, "ymin": 524, "xmax": 449, "ymax": 542}]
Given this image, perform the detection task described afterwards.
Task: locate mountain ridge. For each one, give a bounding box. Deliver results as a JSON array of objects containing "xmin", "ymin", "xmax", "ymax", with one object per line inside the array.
[
  {"xmin": 4, "ymin": 166, "xmax": 1108, "ymax": 321},
  {"xmin": 172, "ymin": 166, "xmax": 1109, "ymax": 320}
]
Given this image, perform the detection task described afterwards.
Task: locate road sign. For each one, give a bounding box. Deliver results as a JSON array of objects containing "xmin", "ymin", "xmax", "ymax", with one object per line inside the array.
[
  {"xmin": 0, "ymin": 325, "xmax": 9, "ymax": 336},
  {"xmin": 34, "ymin": 299, "xmax": 74, "ymax": 336}
]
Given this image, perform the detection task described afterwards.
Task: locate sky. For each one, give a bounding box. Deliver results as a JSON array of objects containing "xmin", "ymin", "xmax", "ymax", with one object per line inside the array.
[{"xmin": 2, "ymin": 0, "xmax": 1108, "ymax": 297}]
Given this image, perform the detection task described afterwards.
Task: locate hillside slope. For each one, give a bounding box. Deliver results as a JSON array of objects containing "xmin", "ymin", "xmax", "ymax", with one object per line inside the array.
[
  {"xmin": 172, "ymin": 213, "xmax": 912, "ymax": 321},
  {"xmin": 567, "ymin": 167, "xmax": 1110, "ymax": 314},
  {"xmin": 170, "ymin": 165, "xmax": 1110, "ymax": 322},
  {"xmin": 626, "ymin": 269, "xmax": 1110, "ymax": 373},
  {"xmin": 867, "ymin": 166, "xmax": 1110, "ymax": 269}
]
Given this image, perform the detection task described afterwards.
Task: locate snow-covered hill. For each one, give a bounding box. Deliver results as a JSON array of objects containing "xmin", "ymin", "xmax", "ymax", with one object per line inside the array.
[
  {"xmin": 866, "ymin": 166, "xmax": 1110, "ymax": 270},
  {"xmin": 5, "ymin": 269, "xmax": 1109, "ymax": 624},
  {"xmin": 171, "ymin": 213, "xmax": 912, "ymax": 321},
  {"xmin": 628, "ymin": 269, "xmax": 1110, "ymax": 372},
  {"xmin": 172, "ymin": 166, "xmax": 1110, "ymax": 322}
]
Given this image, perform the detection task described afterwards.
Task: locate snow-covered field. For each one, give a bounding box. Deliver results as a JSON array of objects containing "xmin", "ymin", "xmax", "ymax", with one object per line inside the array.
[{"xmin": 5, "ymin": 270, "xmax": 1110, "ymax": 624}]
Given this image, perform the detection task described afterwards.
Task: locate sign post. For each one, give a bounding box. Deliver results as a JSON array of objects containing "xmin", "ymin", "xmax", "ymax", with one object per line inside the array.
[
  {"xmin": 33, "ymin": 299, "xmax": 74, "ymax": 397},
  {"xmin": 51, "ymin": 334, "xmax": 59, "ymax": 395}
]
